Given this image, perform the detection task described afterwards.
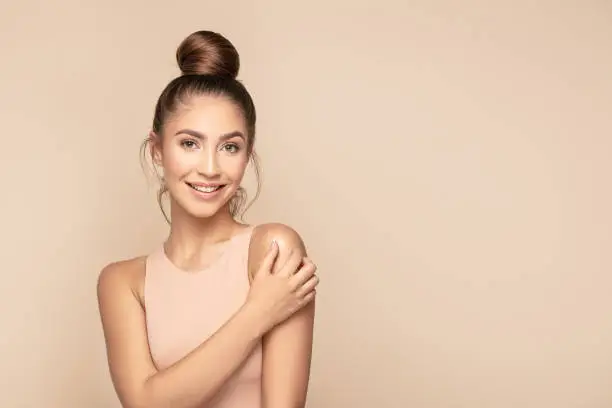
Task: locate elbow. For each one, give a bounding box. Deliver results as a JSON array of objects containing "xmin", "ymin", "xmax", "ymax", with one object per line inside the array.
[
  {"xmin": 115, "ymin": 380, "xmax": 160, "ymax": 408},
  {"xmin": 133, "ymin": 378, "xmax": 168, "ymax": 408},
  {"xmin": 122, "ymin": 379, "xmax": 213, "ymax": 408}
]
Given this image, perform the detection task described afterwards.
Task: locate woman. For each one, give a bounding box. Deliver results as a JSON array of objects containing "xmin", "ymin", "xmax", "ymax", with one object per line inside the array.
[{"xmin": 97, "ymin": 30, "xmax": 319, "ymax": 408}]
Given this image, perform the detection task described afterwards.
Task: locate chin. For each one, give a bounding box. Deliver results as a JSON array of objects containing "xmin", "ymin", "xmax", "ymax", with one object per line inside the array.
[
  {"xmin": 188, "ymin": 206, "xmax": 224, "ymax": 219},
  {"xmin": 174, "ymin": 200, "xmax": 223, "ymax": 219}
]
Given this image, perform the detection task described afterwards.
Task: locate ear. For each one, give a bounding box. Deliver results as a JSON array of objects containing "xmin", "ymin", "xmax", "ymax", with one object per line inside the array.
[{"xmin": 148, "ymin": 131, "xmax": 163, "ymax": 166}]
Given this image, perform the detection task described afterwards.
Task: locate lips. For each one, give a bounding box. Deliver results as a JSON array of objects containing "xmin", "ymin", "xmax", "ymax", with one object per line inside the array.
[{"xmin": 186, "ymin": 182, "xmax": 227, "ymax": 194}]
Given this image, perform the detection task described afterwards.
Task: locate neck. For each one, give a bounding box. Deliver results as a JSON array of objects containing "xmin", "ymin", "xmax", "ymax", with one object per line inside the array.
[{"xmin": 165, "ymin": 198, "xmax": 245, "ymax": 256}]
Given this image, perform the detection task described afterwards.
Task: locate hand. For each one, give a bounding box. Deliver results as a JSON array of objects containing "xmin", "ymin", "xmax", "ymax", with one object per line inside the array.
[{"xmin": 245, "ymin": 240, "xmax": 318, "ymax": 334}]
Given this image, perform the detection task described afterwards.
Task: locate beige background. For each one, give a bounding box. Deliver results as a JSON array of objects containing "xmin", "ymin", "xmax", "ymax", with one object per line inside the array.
[{"xmin": 1, "ymin": 1, "xmax": 611, "ymax": 407}]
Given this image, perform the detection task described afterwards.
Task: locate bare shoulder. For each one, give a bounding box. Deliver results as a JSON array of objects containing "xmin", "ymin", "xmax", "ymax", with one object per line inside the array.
[
  {"xmin": 251, "ymin": 222, "xmax": 306, "ymax": 253},
  {"xmin": 97, "ymin": 256, "xmax": 147, "ymax": 305},
  {"xmin": 247, "ymin": 223, "xmax": 308, "ymax": 279}
]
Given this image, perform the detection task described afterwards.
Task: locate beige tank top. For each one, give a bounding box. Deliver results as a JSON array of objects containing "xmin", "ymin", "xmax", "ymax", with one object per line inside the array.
[{"xmin": 144, "ymin": 226, "xmax": 262, "ymax": 407}]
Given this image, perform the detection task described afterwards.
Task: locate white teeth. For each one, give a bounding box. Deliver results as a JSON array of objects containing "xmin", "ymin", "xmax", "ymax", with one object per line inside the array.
[{"xmin": 192, "ymin": 184, "xmax": 221, "ymax": 193}]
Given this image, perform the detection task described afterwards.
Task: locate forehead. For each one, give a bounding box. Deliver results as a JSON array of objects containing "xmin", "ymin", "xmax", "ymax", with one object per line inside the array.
[{"xmin": 164, "ymin": 95, "xmax": 246, "ymax": 136}]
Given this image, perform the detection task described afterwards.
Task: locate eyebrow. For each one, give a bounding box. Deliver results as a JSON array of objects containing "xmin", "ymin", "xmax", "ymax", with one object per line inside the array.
[{"xmin": 175, "ymin": 128, "xmax": 245, "ymax": 141}]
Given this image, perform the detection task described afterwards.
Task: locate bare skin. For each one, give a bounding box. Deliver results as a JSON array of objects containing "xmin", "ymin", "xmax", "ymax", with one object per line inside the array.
[
  {"xmin": 248, "ymin": 224, "xmax": 316, "ymax": 408},
  {"xmin": 97, "ymin": 95, "xmax": 318, "ymax": 408}
]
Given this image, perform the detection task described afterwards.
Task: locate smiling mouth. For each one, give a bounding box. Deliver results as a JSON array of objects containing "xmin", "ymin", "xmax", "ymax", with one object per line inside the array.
[{"xmin": 186, "ymin": 182, "xmax": 227, "ymax": 193}]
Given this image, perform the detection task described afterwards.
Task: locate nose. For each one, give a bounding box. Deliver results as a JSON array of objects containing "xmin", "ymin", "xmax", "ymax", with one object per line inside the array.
[{"xmin": 197, "ymin": 147, "xmax": 220, "ymax": 178}]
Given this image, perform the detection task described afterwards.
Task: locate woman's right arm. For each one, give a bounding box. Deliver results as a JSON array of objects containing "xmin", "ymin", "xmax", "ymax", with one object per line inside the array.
[
  {"xmin": 97, "ymin": 244, "xmax": 317, "ymax": 408},
  {"xmin": 98, "ymin": 259, "xmax": 263, "ymax": 408}
]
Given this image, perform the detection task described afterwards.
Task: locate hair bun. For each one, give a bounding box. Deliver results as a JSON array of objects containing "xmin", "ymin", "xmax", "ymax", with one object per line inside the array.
[{"xmin": 176, "ymin": 30, "xmax": 240, "ymax": 79}]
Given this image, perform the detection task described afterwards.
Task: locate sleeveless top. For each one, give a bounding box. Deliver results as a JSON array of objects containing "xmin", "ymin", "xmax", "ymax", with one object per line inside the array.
[{"xmin": 144, "ymin": 226, "xmax": 263, "ymax": 408}]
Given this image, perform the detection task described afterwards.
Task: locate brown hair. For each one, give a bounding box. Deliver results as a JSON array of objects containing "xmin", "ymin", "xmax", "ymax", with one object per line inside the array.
[{"xmin": 140, "ymin": 30, "xmax": 262, "ymax": 222}]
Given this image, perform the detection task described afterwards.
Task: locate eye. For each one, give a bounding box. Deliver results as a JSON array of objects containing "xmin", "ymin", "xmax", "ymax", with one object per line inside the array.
[
  {"xmin": 222, "ymin": 143, "xmax": 241, "ymax": 154},
  {"xmin": 180, "ymin": 139, "xmax": 198, "ymax": 150}
]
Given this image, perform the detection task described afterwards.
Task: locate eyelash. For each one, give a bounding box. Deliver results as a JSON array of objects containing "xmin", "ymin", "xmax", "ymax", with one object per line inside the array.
[
  {"xmin": 180, "ymin": 140, "xmax": 241, "ymax": 154},
  {"xmin": 223, "ymin": 143, "xmax": 240, "ymax": 153},
  {"xmin": 181, "ymin": 140, "xmax": 198, "ymax": 149}
]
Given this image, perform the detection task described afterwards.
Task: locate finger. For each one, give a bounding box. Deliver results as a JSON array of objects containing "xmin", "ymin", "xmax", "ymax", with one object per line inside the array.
[
  {"xmin": 290, "ymin": 260, "xmax": 317, "ymax": 288},
  {"xmin": 299, "ymin": 290, "xmax": 317, "ymax": 307},
  {"xmin": 256, "ymin": 240, "xmax": 279, "ymax": 276},
  {"xmin": 277, "ymin": 250, "xmax": 303, "ymax": 277},
  {"xmin": 295, "ymin": 274, "xmax": 319, "ymax": 298}
]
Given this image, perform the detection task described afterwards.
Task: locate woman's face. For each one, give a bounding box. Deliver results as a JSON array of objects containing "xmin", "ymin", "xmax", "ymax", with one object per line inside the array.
[{"xmin": 152, "ymin": 95, "xmax": 250, "ymax": 219}]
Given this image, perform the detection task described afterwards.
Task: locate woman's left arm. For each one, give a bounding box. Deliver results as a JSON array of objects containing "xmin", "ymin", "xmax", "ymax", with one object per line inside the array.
[{"xmin": 249, "ymin": 223, "xmax": 316, "ymax": 408}]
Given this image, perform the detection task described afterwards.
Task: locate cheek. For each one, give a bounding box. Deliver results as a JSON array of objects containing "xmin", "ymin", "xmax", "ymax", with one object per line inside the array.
[
  {"xmin": 221, "ymin": 154, "xmax": 249, "ymax": 181},
  {"xmin": 162, "ymin": 147, "xmax": 195, "ymax": 178}
]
